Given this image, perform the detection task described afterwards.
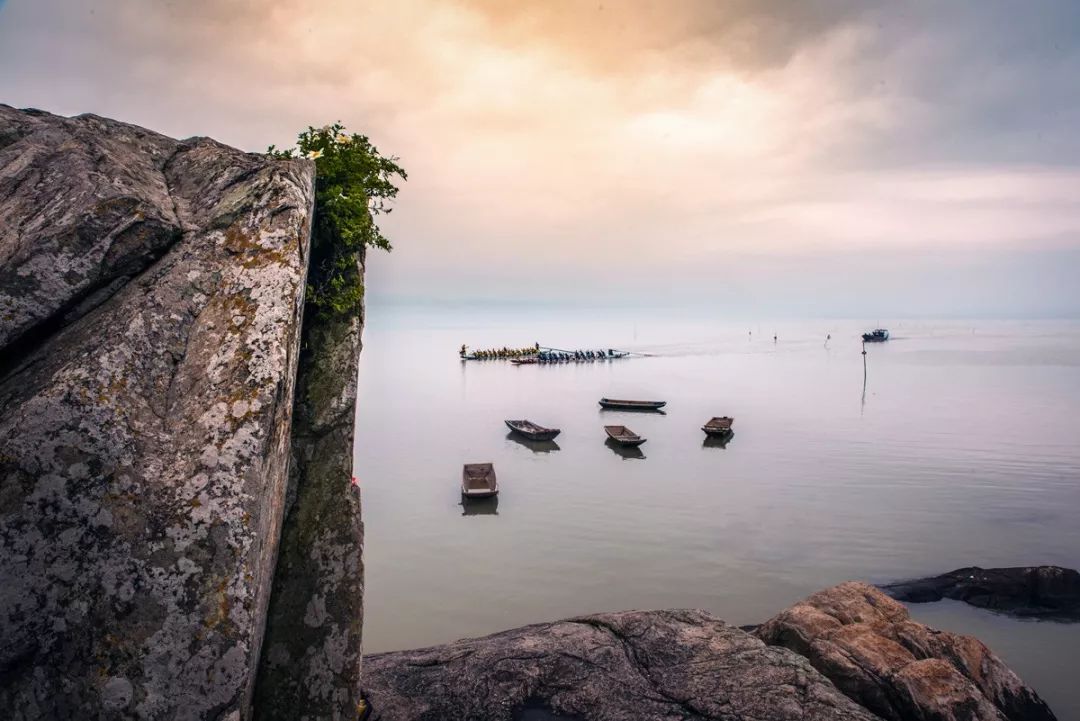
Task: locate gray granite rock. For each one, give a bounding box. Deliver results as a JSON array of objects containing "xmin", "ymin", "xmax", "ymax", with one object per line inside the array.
[
  {"xmin": 756, "ymin": 582, "xmax": 1055, "ymax": 721},
  {"xmin": 0, "ymin": 106, "xmax": 183, "ymax": 356},
  {"xmin": 0, "ymin": 106, "xmax": 315, "ymax": 720},
  {"xmin": 361, "ymin": 608, "xmax": 883, "ymax": 721}
]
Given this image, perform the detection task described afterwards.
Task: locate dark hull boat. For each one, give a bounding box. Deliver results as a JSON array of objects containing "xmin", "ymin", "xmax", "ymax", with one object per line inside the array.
[
  {"xmin": 504, "ymin": 419, "xmax": 561, "ymax": 441},
  {"xmin": 604, "ymin": 425, "xmax": 646, "ymax": 447},
  {"xmin": 702, "ymin": 416, "xmax": 734, "ymax": 437},
  {"xmin": 462, "ymin": 463, "xmax": 498, "ymax": 498},
  {"xmin": 599, "ymin": 398, "xmax": 666, "ymax": 411},
  {"xmin": 862, "ymin": 329, "xmax": 889, "ymax": 342}
]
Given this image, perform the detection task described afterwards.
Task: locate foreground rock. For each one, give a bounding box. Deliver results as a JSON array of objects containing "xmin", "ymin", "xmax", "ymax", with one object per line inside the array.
[
  {"xmin": 757, "ymin": 582, "xmax": 1055, "ymax": 721},
  {"xmin": 0, "ymin": 106, "xmax": 314, "ymax": 718},
  {"xmin": 882, "ymin": 566, "xmax": 1080, "ymax": 620},
  {"xmin": 362, "ymin": 608, "xmax": 882, "ymax": 721}
]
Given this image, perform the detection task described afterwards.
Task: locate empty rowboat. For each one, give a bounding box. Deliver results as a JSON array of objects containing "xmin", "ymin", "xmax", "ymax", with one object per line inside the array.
[
  {"xmin": 504, "ymin": 419, "xmax": 561, "ymax": 441},
  {"xmin": 598, "ymin": 398, "xmax": 666, "ymax": 411},
  {"xmin": 604, "ymin": 425, "xmax": 646, "ymax": 447},
  {"xmin": 462, "ymin": 463, "xmax": 498, "ymax": 498},
  {"xmin": 702, "ymin": 416, "xmax": 734, "ymax": 436}
]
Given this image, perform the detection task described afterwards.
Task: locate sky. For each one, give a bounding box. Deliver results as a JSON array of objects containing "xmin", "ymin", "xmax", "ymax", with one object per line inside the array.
[{"xmin": 1, "ymin": 0, "xmax": 1079, "ymax": 317}]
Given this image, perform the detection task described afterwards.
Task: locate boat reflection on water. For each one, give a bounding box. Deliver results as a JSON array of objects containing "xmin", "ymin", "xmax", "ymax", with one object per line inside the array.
[
  {"xmin": 461, "ymin": 495, "xmax": 499, "ymax": 516},
  {"xmin": 605, "ymin": 437, "xmax": 645, "ymax": 460},
  {"xmin": 505, "ymin": 432, "xmax": 561, "ymax": 454},
  {"xmin": 702, "ymin": 432, "xmax": 734, "ymax": 449}
]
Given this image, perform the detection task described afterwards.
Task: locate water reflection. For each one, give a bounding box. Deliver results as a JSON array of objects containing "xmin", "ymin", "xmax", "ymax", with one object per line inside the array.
[
  {"xmin": 461, "ymin": 495, "xmax": 499, "ymax": 516},
  {"xmin": 505, "ymin": 432, "xmax": 561, "ymax": 454},
  {"xmin": 605, "ymin": 437, "xmax": 645, "ymax": 460},
  {"xmin": 702, "ymin": 432, "xmax": 734, "ymax": 449}
]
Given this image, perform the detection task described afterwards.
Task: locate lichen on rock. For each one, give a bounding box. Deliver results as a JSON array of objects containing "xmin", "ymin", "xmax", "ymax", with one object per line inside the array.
[{"xmin": 0, "ymin": 106, "xmax": 314, "ymax": 719}]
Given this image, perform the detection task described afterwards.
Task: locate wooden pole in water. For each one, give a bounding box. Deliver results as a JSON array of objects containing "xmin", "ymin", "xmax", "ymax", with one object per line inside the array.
[{"xmin": 861, "ymin": 340, "xmax": 868, "ymax": 411}]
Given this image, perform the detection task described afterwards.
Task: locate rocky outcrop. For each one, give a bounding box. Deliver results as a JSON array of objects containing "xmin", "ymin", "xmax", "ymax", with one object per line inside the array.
[
  {"xmin": 361, "ymin": 608, "xmax": 883, "ymax": 721},
  {"xmin": 254, "ymin": 254, "xmax": 366, "ymax": 719},
  {"xmin": 0, "ymin": 107, "xmax": 183, "ymax": 357},
  {"xmin": 882, "ymin": 566, "xmax": 1080, "ymax": 620},
  {"xmin": 756, "ymin": 582, "xmax": 1056, "ymax": 721},
  {"xmin": 0, "ymin": 106, "xmax": 315, "ymax": 719}
]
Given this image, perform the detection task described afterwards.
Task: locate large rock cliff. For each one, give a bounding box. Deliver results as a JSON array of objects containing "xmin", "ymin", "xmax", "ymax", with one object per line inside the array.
[{"xmin": 0, "ymin": 105, "xmax": 315, "ymax": 719}]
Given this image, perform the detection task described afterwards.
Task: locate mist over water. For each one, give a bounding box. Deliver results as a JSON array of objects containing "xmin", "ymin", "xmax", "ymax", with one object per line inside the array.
[{"xmin": 355, "ymin": 306, "xmax": 1080, "ymax": 717}]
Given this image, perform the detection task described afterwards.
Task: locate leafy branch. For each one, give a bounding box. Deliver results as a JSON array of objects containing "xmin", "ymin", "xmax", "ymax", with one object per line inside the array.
[{"xmin": 270, "ymin": 123, "xmax": 406, "ymax": 319}]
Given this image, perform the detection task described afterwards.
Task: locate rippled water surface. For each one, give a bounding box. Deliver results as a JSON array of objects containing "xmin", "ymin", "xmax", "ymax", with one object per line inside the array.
[{"xmin": 355, "ymin": 307, "xmax": 1080, "ymax": 717}]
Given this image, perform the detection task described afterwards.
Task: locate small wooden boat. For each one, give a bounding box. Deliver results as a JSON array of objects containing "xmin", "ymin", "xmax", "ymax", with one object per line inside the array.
[
  {"xmin": 702, "ymin": 416, "xmax": 734, "ymax": 436},
  {"xmin": 862, "ymin": 329, "xmax": 889, "ymax": 342},
  {"xmin": 504, "ymin": 419, "xmax": 561, "ymax": 441},
  {"xmin": 604, "ymin": 425, "xmax": 646, "ymax": 447},
  {"xmin": 598, "ymin": 398, "xmax": 666, "ymax": 411},
  {"xmin": 462, "ymin": 463, "xmax": 498, "ymax": 498}
]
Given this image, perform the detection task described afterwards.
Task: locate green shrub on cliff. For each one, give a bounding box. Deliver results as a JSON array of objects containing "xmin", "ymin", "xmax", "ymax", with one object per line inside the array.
[{"xmin": 269, "ymin": 124, "xmax": 406, "ymax": 319}]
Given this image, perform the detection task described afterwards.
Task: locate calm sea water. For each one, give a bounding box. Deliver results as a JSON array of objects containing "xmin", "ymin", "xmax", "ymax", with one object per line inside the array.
[{"xmin": 355, "ymin": 306, "xmax": 1080, "ymax": 718}]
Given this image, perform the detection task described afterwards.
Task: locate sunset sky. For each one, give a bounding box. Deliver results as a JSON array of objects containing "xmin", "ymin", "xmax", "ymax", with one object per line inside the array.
[{"xmin": 2, "ymin": 1, "xmax": 1079, "ymax": 316}]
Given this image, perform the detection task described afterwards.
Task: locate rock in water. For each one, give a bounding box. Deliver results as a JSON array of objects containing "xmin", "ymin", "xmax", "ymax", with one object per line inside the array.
[
  {"xmin": 0, "ymin": 106, "xmax": 314, "ymax": 719},
  {"xmin": 882, "ymin": 566, "xmax": 1080, "ymax": 620},
  {"xmin": 756, "ymin": 582, "xmax": 1056, "ymax": 721},
  {"xmin": 361, "ymin": 609, "xmax": 882, "ymax": 721}
]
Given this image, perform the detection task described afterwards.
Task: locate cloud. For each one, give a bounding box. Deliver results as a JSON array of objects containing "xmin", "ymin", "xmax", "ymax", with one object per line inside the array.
[{"xmin": 1, "ymin": 0, "xmax": 1078, "ymax": 315}]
